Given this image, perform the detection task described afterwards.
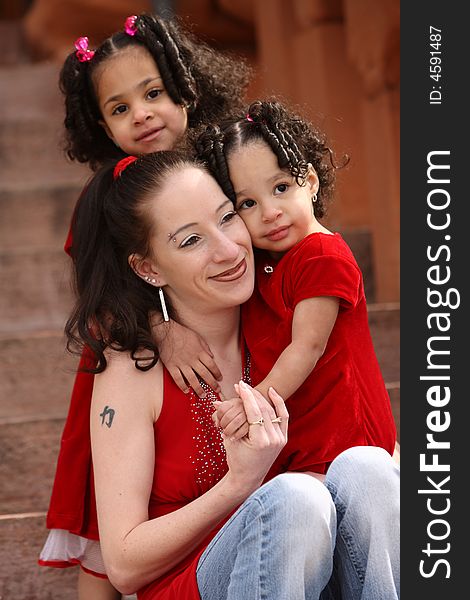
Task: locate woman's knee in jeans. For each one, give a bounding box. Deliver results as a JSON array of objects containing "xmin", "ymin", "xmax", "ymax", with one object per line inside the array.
[
  {"xmin": 262, "ymin": 473, "xmax": 336, "ymax": 540},
  {"xmin": 326, "ymin": 446, "xmax": 400, "ymax": 519}
]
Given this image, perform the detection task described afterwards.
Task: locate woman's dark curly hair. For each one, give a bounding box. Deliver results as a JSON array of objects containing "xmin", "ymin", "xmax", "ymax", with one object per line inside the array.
[
  {"xmin": 65, "ymin": 151, "xmax": 207, "ymax": 372},
  {"xmin": 196, "ymin": 99, "xmax": 346, "ymax": 219},
  {"xmin": 60, "ymin": 13, "xmax": 252, "ymax": 170}
]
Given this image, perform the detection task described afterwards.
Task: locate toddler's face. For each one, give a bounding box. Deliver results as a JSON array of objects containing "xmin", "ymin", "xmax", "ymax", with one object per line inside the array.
[
  {"xmin": 228, "ymin": 141, "xmax": 319, "ymax": 258},
  {"xmin": 95, "ymin": 46, "xmax": 188, "ymax": 156}
]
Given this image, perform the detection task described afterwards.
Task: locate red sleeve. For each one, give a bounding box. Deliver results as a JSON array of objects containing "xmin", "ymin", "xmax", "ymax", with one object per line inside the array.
[
  {"xmin": 287, "ymin": 249, "xmax": 363, "ymax": 310},
  {"xmin": 64, "ymin": 225, "xmax": 73, "ymax": 257},
  {"xmin": 64, "ymin": 183, "xmax": 90, "ymax": 257}
]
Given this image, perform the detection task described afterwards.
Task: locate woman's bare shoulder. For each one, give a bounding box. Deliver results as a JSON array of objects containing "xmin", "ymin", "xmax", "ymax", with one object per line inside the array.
[{"xmin": 93, "ymin": 349, "xmax": 164, "ymax": 422}]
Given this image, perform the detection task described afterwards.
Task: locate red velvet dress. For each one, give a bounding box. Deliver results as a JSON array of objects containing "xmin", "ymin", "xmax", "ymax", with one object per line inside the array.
[{"xmin": 243, "ymin": 232, "xmax": 397, "ymax": 478}]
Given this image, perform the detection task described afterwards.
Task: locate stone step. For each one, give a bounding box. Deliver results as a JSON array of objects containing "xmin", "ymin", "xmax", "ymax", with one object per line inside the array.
[
  {"xmin": 0, "ymin": 418, "xmax": 65, "ymax": 515},
  {"xmin": 367, "ymin": 302, "xmax": 400, "ymax": 384},
  {"xmin": 0, "ymin": 247, "xmax": 74, "ymax": 332},
  {"xmin": 0, "ymin": 330, "xmax": 77, "ymax": 422},
  {"xmin": 0, "ymin": 514, "xmax": 137, "ymax": 598},
  {"xmin": 0, "ymin": 62, "xmax": 61, "ymax": 120},
  {"xmin": 0, "ymin": 119, "xmax": 90, "ymax": 185},
  {"xmin": 387, "ymin": 384, "xmax": 400, "ymax": 442},
  {"xmin": 0, "ymin": 60, "xmax": 91, "ymax": 184},
  {"xmin": 0, "ymin": 514, "xmax": 78, "ymax": 600},
  {"xmin": 0, "ymin": 179, "xmax": 85, "ymax": 250},
  {"xmin": 340, "ymin": 228, "xmax": 374, "ymax": 301}
]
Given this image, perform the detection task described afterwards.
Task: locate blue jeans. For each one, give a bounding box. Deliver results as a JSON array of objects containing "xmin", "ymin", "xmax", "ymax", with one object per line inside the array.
[
  {"xmin": 196, "ymin": 446, "xmax": 400, "ymax": 600},
  {"xmin": 322, "ymin": 446, "xmax": 400, "ymax": 600}
]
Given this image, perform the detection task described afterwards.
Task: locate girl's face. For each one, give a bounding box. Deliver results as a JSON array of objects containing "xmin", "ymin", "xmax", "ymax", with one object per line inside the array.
[
  {"xmin": 135, "ymin": 167, "xmax": 254, "ymax": 316},
  {"xmin": 95, "ymin": 46, "xmax": 188, "ymax": 155},
  {"xmin": 228, "ymin": 141, "xmax": 320, "ymax": 259}
]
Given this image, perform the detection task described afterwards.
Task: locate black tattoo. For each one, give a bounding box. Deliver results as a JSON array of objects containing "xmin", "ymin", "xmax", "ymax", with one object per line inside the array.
[{"xmin": 99, "ymin": 405, "xmax": 115, "ymax": 428}]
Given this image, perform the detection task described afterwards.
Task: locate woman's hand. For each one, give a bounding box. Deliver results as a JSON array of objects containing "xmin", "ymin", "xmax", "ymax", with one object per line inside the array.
[
  {"xmin": 214, "ymin": 381, "xmax": 280, "ymax": 440},
  {"xmin": 151, "ymin": 316, "xmax": 222, "ymax": 397},
  {"xmin": 223, "ymin": 382, "xmax": 288, "ymax": 492}
]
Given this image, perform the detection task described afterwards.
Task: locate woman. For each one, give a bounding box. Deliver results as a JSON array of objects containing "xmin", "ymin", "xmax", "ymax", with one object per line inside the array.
[{"xmin": 68, "ymin": 150, "xmax": 399, "ymax": 599}]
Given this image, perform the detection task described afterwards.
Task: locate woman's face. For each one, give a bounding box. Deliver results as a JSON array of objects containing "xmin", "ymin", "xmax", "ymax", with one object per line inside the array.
[
  {"xmin": 95, "ymin": 46, "xmax": 188, "ymax": 156},
  {"xmin": 143, "ymin": 167, "xmax": 255, "ymax": 315}
]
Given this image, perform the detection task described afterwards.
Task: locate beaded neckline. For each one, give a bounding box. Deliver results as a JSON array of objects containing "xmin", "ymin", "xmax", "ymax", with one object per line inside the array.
[{"xmin": 189, "ymin": 350, "xmax": 251, "ymax": 485}]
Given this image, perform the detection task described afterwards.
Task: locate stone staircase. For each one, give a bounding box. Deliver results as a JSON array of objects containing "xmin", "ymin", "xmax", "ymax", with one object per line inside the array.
[
  {"xmin": 0, "ymin": 20, "xmax": 89, "ymax": 599},
  {"xmin": 0, "ymin": 19, "xmax": 399, "ymax": 600}
]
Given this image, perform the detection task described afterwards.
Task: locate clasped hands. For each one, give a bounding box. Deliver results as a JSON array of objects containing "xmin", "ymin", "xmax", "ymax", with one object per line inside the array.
[{"xmin": 213, "ymin": 383, "xmax": 284, "ymax": 441}]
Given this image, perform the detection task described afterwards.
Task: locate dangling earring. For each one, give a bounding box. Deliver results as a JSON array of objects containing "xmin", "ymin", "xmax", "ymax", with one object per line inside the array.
[
  {"xmin": 143, "ymin": 276, "xmax": 169, "ymax": 322},
  {"xmin": 158, "ymin": 287, "xmax": 170, "ymax": 322}
]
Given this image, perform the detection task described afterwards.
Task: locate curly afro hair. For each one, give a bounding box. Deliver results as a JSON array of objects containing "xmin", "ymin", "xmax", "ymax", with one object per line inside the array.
[{"xmin": 60, "ymin": 13, "xmax": 252, "ymax": 170}]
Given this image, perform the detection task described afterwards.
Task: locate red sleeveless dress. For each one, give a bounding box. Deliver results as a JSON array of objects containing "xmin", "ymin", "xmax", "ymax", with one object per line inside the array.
[
  {"xmin": 46, "ymin": 221, "xmax": 246, "ymax": 594},
  {"xmin": 137, "ymin": 368, "xmax": 234, "ymax": 599}
]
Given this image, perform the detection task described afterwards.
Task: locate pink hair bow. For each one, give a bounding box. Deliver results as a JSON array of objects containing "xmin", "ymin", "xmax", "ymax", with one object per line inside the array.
[
  {"xmin": 74, "ymin": 36, "xmax": 95, "ymax": 62},
  {"xmin": 124, "ymin": 15, "xmax": 138, "ymax": 36}
]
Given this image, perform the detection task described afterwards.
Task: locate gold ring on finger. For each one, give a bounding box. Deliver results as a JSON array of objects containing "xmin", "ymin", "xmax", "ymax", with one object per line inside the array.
[
  {"xmin": 271, "ymin": 417, "xmax": 282, "ymax": 424},
  {"xmin": 248, "ymin": 417, "xmax": 265, "ymax": 426}
]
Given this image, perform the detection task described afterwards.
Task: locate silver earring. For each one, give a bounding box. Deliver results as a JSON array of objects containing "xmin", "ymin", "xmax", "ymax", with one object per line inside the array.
[
  {"xmin": 312, "ymin": 193, "xmax": 318, "ymax": 203},
  {"xmin": 158, "ymin": 287, "xmax": 170, "ymax": 322},
  {"xmin": 144, "ymin": 275, "xmax": 156, "ymax": 284}
]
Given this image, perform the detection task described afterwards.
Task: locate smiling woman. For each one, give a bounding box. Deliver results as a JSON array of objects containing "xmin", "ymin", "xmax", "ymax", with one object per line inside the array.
[
  {"xmin": 67, "ymin": 152, "xmax": 255, "ymax": 372},
  {"xmin": 65, "ymin": 151, "xmax": 293, "ymax": 598},
  {"xmin": 59, "ymin": 149, "xmax": 399, "ymax": 600},
  {"xmin": 127, "ymin": 166, "xmax": 254, "ymax": 322}
]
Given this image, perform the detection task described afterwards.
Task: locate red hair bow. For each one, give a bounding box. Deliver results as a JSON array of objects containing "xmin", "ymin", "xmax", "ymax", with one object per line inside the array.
[{"xmin": 113, "ymin": 156, "xmax": 138, "ymax": 180}]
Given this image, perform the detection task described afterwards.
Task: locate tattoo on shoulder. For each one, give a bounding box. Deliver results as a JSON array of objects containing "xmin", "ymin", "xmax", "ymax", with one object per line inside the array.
[{"xmin": 99, "ymin": 405, "xmax": 116, "ymax": 428}]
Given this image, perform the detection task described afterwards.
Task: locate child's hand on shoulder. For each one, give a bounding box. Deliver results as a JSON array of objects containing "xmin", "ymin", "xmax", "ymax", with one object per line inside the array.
[{"xmin": 151, "ymin": 314, "xmax": 222, "ymax": 397}]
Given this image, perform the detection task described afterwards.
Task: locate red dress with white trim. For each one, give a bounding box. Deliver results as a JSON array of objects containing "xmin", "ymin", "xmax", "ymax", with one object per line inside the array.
[
  {"xmin": 39, "ymin": 218, "xmax": 103, "ymax": 571},
  {"xmin": 45, "ymin": 195, "xmax": 99, "ymax": 535}
]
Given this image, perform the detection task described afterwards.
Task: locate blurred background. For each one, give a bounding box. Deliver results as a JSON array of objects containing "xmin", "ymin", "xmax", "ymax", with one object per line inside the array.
[{"xmin": 0, "ymin": 0, "xmax": 399, "ymax": 597}]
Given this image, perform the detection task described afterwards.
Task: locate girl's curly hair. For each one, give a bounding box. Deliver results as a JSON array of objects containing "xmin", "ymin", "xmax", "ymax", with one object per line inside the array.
[
  {"xmin": 60, "ymin": 13, "xmax": 252, "ymax": 170},
  {"xmin": 196, "ymin": 99, "xmax": 347, "ymax": 219}
]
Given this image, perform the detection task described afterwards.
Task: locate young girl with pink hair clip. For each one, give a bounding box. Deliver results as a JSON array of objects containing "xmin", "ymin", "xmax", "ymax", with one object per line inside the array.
[{"xmin": 38, "ymin": 12, "xmax": 252, "ymax": 599}]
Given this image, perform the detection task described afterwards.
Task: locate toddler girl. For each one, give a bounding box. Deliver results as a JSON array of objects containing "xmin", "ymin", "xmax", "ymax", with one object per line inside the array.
[{"xmin": 196, "ymin": 100, "xmax": 397, "ymax": 476}]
